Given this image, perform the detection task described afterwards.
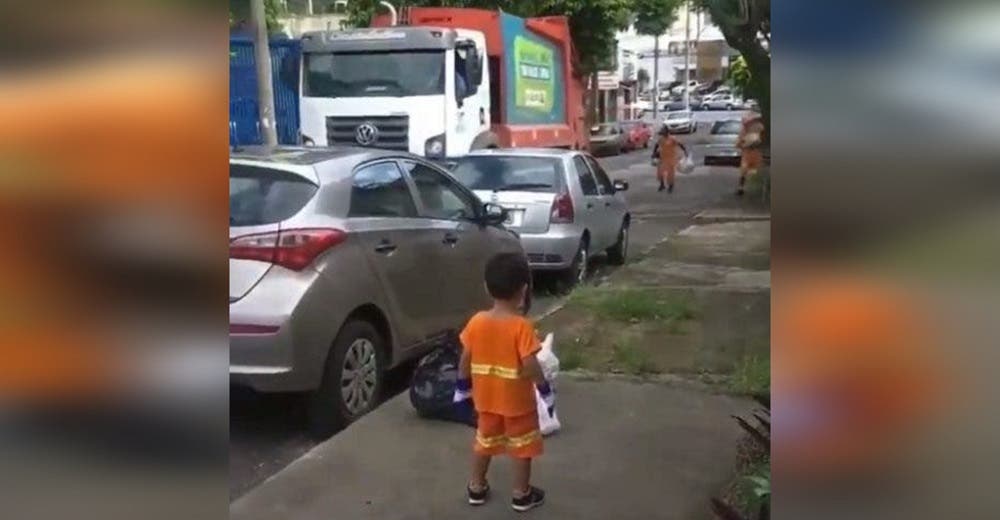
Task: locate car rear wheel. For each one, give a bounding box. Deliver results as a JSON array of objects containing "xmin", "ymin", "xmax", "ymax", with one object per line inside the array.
[
  {"xmin": 558, "ymin": 238, "xmax": 589, "ymax": 293},
  {"xmin": 607, "ymin": 221, "xmax": 629, "ymax": 265},
  {"xmin": 308, "ymin": 320, "xmax": 384, "ymax": 438}
]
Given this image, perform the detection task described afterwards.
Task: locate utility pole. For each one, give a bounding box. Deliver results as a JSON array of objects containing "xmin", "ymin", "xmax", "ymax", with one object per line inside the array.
[
  {"xmin": 683, "ymin": 0, "xmax": 691, "ymax": 111},
  {"xmin": 652, "ymin": 35, "xmax": 660, "ymax": 122},
  {"xmin": 251, "ymin": 0, "xmax": 278, "ymax": 145}
]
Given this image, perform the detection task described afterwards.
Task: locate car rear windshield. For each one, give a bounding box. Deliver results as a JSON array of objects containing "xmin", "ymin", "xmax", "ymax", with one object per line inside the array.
[
  {"xmin": 230, "ymin": 164, "xmax": 318, "ymax": 226},
  {"xmin": 712, "ymin": 120, "xmax": 742, "ymax": 135},
  {"xmin": 592, "ymin": 124, "xmax": 617, "ymax": 136},
  {"xmin": 451, "ymin": 156, "xmax": 564, "ymax": 193}
]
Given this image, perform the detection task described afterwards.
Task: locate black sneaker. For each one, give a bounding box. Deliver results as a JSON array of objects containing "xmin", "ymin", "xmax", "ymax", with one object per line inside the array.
[
  {"xmin": 658, "ymin": 183, "xmax": 665, "ymax": 192},
  {"xmin": 511, "ymin": 486, "xmax": 545, "ymax": 512},
  {"xmin": 467, "ymin": 482, "xmax": 490, "ymax": 506},
  {"xmin": 667, "ymin": 184, "xmax": 674, "ymax": 193}
]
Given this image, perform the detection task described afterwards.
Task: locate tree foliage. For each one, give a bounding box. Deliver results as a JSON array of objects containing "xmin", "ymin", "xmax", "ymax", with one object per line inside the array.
[
  {"xmin": 631, "ymin": 0, "xmax": 681, "ymax": 37},
  {"xmin": 726, "ymin": 54, "xmax": 750, "ymax": 95},
  {"xmin": 230, "ymin": 0, "xmax": 286, "ymax": 33},
  {"xmin": 342, "ymin": 0, "xmax": 631, "ymax": 76},
  {"xmin": 694, "ymin": 0, "xmax": 769, "ymax": 137}
]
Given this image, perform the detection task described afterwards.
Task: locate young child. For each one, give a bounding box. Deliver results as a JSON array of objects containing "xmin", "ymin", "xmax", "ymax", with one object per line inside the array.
[{"xmin": 453, "ymin": 252, "xmax": 553, "ymax": 512}]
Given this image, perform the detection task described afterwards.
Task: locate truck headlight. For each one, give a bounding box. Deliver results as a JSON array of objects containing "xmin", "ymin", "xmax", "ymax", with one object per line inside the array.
[{"xmin": 424, "ymin": 134, "xmax": 446, "ymax": 158}]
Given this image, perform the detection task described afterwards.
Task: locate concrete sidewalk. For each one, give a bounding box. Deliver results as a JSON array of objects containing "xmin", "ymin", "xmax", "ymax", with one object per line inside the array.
[{"xmin": 231, "ymin": 379, "xmax": 751, "ymax": 520}]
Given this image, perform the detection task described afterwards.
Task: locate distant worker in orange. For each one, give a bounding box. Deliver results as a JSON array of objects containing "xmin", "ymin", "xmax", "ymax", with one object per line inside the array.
[
  {"xmin": 651, "ymin": 125, "xmax": 688, "ymax": 193},
  {"xmin": 736, "ymin": 112, "xmax": 765, "ymax": 196}
]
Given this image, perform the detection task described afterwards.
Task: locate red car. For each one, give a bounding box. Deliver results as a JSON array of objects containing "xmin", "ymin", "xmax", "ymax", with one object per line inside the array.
[{"xmin": 621, "ymin": 120, "xmax": 652, "ymax": 150}]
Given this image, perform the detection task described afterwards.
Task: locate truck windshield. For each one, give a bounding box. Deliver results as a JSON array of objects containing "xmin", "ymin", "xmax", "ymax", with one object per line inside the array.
[{"xmin": 304, "ymin": 50, "xmax": 445, "ymax": 98}]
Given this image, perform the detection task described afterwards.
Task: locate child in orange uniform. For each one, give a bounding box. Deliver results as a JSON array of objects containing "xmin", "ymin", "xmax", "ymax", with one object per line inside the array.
[{"xmin": 454, "ymin": 252, "xmax": 552, "ymax": 512}]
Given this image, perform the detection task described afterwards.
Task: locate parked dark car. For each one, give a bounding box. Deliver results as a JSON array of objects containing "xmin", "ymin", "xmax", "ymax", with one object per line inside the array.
[{"xmin": 588, "ymin": 123, "xmax": 628, "ymax": 156}]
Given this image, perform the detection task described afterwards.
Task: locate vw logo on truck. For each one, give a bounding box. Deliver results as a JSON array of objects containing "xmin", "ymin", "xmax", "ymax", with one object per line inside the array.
[{"xmin": 355, "ymin": 123, "xmax": 379, "ymax": 145}]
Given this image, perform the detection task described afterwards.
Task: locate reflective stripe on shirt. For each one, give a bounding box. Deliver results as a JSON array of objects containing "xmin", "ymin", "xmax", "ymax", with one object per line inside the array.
[{"xmin": 470, "ymin": 363, "xmax": 519, "ymax": 379}]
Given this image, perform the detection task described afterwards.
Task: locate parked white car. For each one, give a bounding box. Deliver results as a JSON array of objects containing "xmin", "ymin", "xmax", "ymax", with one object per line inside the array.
[
  {"xmin": 451, "ymin": 149, "xmax": 631, "ymax": 288},
  {"xmin": 671, "ymin": 80, "xmax": 702, "ymax": 96},
  {"xmin": 701, "ymin": 93, "xmax": 742, "ymax": 111},
  {"xmin": 663, "ymin": 110, "xmax": 696, "ymax": 134}
]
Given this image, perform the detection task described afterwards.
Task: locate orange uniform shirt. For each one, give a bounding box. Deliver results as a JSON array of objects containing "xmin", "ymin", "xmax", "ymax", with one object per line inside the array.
[
  {"xmin": 460, "ymin": 312, "xmax": 540, "ymax": 417},
  {"xmin": 657, "ymin": 135, "xmax": 680, "ymax": 164},
  {"xmin": 739, "ymin": 117, "xmax": 765, "ymax": 169}
]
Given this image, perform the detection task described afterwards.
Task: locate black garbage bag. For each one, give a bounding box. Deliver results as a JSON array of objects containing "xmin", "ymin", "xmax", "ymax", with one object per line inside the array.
[{"xmin": 409, "ymin": 334, "xmax": 477, "ymax": 427}]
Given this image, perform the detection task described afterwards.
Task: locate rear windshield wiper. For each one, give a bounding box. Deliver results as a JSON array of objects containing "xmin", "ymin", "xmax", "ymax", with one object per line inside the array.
[{"xmin": 494, "ymin": 183, "xmax": 552, "ymax": 191}]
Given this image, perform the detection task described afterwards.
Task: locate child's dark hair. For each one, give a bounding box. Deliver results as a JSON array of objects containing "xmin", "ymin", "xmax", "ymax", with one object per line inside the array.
[{"xmin": 484, "ymin": 252, "xmax": 531, "ymax": 300}]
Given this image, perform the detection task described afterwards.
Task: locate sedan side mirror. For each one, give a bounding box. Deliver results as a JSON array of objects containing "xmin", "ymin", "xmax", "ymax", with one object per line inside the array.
[
  {"xmin": 613, "ymin": 179, "xmax": 629, "ymax": 192},
  {"xmin": 481, "ymin": 202, "xmax": 508, "ymax": 226}
]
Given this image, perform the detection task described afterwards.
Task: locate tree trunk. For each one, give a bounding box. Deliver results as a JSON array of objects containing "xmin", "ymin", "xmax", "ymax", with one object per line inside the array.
[
  {"xmin": 251, "ymin": 0, "xmax": 278, "ymax": 145},
  {"xmin": 588, "ymin": 72, "xmax": 599, "ymax": 127},
  {"xmin": 652, "ymin": 36, "xmax": 659, "ymax": 121},
  {"xmin": 716, "ymin": 27, "xmax": 770, "ymax": 144}
]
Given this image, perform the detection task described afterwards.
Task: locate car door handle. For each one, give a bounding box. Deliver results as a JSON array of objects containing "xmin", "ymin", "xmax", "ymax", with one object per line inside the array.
[
  {"xmin": 586, "ymin": 202, "xmax": 594, "ymax": 209},
  {"xmin": 442, "ymin": 233, "xmax": 459, "ymax": 245},
  {"xmin": 374, "ymin": 240, "xmax": 397, "ymax": 254}
]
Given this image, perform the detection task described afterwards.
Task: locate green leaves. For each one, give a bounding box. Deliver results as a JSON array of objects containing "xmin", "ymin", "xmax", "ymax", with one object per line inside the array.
[
  {"xmin": 726, "ymin": 55, "xmax": 750, "ymax": 95},
  {"xmin": 632, "ymin": 0, "xmax": 682, "ymax": 37}
]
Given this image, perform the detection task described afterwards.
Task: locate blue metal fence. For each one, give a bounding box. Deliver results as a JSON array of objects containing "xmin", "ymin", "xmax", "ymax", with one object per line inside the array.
[{"xmin": 229, "ymin": 36, "xmax": 301, "ymax": 145}]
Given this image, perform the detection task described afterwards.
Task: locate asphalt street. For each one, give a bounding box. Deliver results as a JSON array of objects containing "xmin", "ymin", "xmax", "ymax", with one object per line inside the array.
[{"xmin": 229, "ymin": 110, "xmax": 748, "ymax": 500}]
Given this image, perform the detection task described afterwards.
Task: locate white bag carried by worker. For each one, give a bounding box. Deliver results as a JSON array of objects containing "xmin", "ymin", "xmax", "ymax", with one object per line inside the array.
[
  {"xmin": 535, "ymin": 333, "xmax": 561, "ymax": 435},
  {"xmin": 677, "ymin": 152, "xmax": 695, "ymax": 174}
]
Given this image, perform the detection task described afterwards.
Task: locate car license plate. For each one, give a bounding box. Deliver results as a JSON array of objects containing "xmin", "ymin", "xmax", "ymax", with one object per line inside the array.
[{"xmin": 504, "ymin": 209, "xmax": 524, "ymax": 227}]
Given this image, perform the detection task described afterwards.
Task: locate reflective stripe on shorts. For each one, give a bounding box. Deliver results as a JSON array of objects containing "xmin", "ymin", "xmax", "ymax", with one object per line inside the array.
[
  {"xmin": 475, "ymin": 430, "xmax": 541, "ymax": 449},
  {"xmin": 506, "ymin": 430, "xmax": 541, "ymax": 448}
]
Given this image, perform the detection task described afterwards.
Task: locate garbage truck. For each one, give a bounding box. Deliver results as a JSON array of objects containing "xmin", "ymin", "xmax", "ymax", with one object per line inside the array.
[{"xmin": 298, "ymin": 7, "xmax": 589, "ymax": 159}]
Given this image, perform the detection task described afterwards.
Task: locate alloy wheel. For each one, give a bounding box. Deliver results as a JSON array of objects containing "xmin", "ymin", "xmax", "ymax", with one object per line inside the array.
[
  {"xmin": 621, "ymin": 226, "xmax": 629, "ymax": 261},
  {"xmin": 576, "ymin": 246, "xmax": 588, "ymax": 283},
  {"xmin": 340, "ymin": 338, "xmax": 377, "ymax": 415}
]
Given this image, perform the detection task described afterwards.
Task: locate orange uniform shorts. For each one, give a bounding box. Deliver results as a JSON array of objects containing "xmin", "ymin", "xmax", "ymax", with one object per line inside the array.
[
  {"xmin": 741, "ymin": 149, "xmax": 764, "ymax": 170},
  {"xmin": 474, "ymin": 411, "xmax": 543, "ymax": 459}
]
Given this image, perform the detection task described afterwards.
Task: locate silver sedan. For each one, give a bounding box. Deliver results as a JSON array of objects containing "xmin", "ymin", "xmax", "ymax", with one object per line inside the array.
[
  {"xmin": 230, "ymin": 146, "xmax": 523, "ymax": 435},
  {"xmin": 451, "ymin": 149, "xmax": 631, "ymax": 289}
]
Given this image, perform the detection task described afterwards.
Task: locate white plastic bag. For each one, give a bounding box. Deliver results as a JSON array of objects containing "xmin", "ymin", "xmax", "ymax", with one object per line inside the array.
[
  {"xmin": 536, "ymin": 387, "xmax": 561, "ymax": 436},
  {"xmin": 535, "ymin": 333, "xmax": 561, "ymax": 435},
  {"xmin": 677, "ymin": 153, "xmax": 695, "ymax": 174},
  {"xmin": 537, "ymin": 333, "xmax": 559, "ymax": 382}
]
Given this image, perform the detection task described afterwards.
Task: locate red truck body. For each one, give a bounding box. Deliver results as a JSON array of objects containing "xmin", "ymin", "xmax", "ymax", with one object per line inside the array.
[{"xmin": 373, "ymin": 7, "xmax": 589, "ymax": 151}]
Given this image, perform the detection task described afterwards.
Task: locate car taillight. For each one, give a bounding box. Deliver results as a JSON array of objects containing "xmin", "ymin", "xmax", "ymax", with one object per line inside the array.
[
  {"xmin": 550, "ymin": 192, "xmax": 574, "ymax": 224},
  {"xmin": 230, "ymin": 228, "xmax": 347, "ymax": 271}
]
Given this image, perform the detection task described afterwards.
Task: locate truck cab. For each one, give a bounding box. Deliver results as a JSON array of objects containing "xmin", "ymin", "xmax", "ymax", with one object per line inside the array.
[{"xmin": 299, "ymin": 26, "xmax": 491, "ymax": 160}]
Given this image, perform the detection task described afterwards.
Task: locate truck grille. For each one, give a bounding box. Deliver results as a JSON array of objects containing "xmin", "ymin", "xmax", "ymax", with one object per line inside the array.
[{"xmin": 326, "ymin": 115, "xmax": 409, "ymax": 150}]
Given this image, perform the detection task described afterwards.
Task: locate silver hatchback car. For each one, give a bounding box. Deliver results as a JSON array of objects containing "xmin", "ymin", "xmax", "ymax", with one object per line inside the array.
[
  {"xmin": 230, "ymin": 147, "xmax": 522, "ymax": 435},
  {"xmin": 451, "ymin": 149, "xmax": 631, "ymax": 287}
]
